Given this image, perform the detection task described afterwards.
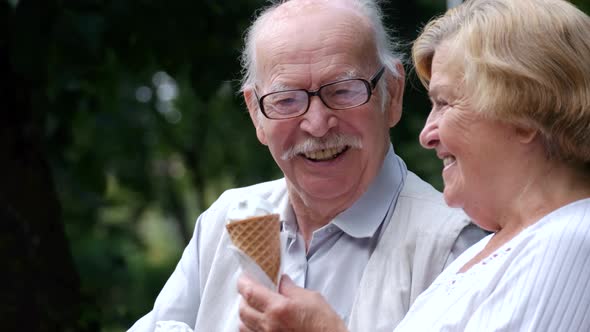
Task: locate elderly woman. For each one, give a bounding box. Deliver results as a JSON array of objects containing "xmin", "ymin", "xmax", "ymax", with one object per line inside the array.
[
  {"xmin": 394, "ymin": 0, "xmax": 590, "ymax": 330},
  {"xmin": 237, "ymin": 0, "xmax": 590, "ymax": 331}
]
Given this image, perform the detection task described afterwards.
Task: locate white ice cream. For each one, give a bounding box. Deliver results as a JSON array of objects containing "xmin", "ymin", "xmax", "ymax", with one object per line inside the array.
[{"xmin": 226, "ymin": 196, "xmax": 275, "ymax": 223}]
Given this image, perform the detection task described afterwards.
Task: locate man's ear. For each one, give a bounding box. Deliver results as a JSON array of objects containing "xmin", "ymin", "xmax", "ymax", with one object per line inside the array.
[
  {"xmin": 385, "ymin": 61, "xmax": 405, "ymax": 128},
  {"xmin": 244, "ymin": 89, "xmax": 268, "ymax": 146}
]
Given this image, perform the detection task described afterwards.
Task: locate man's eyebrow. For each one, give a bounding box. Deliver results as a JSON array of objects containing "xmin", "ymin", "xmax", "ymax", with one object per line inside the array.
[
  {"xmin": 336, "ymin": 70, "xmax": 357, "ymax": 80},
  {"xmin": 265, "ymin": 70, "xmax": 360, "ymax": 93},
  {"xmin": 266, "ymin": 82, "xmax": 292, "ymax": 93}
]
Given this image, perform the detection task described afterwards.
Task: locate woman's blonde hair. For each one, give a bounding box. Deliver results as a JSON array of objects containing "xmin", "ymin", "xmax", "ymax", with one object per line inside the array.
[{"xmin": 413, "ymin": 0, "xmax": 590, "ymax": 166}]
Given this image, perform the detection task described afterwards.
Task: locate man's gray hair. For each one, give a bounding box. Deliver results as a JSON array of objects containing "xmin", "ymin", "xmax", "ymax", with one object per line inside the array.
[{"xmin": 239, "ymin": 0, "xmax": 403, "ymax": 96}]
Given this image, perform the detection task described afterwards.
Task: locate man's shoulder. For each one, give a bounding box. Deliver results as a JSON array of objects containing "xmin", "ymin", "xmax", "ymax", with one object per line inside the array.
[
  {"xmin": 195, "ymin": 177, "xmax": 287, "ymax": 254},
  {"xmin": 399, "ymin": 171, "xmax": 451, "ymax": 208},
  {"xmin": 395, "ymin": 171, "xmax": 469, "ymax": 230},
  {"xmin": 214, "ymin": 178, "xmax": 287, "ymax": 207},
  {"xmin": 198, "ymin": 178, "xmax": 287, "ymax": 226}
]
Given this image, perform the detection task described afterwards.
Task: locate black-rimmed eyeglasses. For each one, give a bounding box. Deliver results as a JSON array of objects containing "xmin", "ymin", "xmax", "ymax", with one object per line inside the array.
[{"xmin": 255, "ymin": 66, "xmax": 386, "ymax": 120}]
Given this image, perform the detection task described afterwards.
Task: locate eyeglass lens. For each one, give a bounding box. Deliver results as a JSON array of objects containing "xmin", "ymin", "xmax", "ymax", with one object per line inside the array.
[{"xmin": 262, "ymin": 79, "xmax": 369, "ymax": 119}]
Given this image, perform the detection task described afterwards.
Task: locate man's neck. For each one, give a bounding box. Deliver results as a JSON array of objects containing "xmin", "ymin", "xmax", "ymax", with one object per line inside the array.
[
  {"xmin": 287, "ymin": 184, "xmax": 365, "ymax": 248},
  {"xmin": 285, "ymin": 145, "xmax": 396, "ymax": 248}
]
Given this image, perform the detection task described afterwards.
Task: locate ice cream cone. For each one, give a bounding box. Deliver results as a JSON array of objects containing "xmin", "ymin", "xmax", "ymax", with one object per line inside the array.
[{"xmin": 226, "ymin": 214, "xmax": 281, "ymax": 285}]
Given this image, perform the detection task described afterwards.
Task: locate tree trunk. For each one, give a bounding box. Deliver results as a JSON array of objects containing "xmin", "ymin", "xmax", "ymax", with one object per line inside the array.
[{"xmin": 1, "ymin": 1, "xmax": 88, "ymax": 331}]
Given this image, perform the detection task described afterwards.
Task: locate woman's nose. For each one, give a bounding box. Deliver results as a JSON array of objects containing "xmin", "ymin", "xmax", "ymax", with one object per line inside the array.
[
  {"xmin": 419, "ymin": 112, "xmax": 439, "ymax": 149},
  {"xmin": 299, "ymin": 97, "xmax": 338, "ymax": 137}
]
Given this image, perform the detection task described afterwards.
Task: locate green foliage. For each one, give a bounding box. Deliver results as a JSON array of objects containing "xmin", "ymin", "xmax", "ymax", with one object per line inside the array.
[
  {"xmin": 36, "ymin": 0, "xmax": 275, "ymax": 329},
  {"xmin": 7, "ymin": 0, "xmax": 589, "ymax": 330}
]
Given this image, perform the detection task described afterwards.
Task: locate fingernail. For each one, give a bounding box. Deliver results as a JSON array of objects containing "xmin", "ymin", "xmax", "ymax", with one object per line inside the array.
[{"xmin": 280, "ymin": 274, "xmax": 293, "ymax": 286}]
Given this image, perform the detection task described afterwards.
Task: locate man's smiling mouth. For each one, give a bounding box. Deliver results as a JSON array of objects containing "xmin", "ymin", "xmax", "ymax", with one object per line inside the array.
[{"xmin": 301, "ymin": 146, "xmax": 349, "ymax": 161}]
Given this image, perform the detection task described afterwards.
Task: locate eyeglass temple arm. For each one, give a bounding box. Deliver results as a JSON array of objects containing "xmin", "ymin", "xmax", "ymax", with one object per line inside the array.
[{"xmin": 370, "ymin": 66, "xmax": 386, "ymax": 88}]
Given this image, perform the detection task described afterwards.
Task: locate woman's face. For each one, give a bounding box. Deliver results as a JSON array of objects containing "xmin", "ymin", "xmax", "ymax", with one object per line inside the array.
[{"xmin": 419, "ymin": 44, "xmax": 521, "ymax": 228}]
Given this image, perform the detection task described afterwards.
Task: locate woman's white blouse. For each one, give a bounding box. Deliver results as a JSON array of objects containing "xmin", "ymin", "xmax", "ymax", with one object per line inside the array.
[{"xmin": 394, "ymin": 198, "xmax": 590, "ymax": 332}]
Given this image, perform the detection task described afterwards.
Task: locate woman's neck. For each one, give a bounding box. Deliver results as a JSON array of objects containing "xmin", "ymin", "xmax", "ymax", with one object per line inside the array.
[{"xmin": 459, "ymin": 161, "xmax": 590, "ymax": 273}]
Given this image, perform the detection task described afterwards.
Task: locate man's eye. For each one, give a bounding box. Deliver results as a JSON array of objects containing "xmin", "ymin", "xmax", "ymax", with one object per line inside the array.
[
  {"xmin": 275, "ymin": 97, "xmax": 296, "ymax": 106},
  {"xmin": 333, "ymin": 88, "xmax": 353, "ymax": 96}
]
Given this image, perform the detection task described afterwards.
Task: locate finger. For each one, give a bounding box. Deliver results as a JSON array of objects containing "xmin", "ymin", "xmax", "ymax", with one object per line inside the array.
[
  {"xmin": 239, "ymin": 297, "xmax": 265, "ymax": 331},
  {"xmin": 279, "ymin": 274, "xmax": 310, "ymax": 300},
  {"xmin": 237, "ymin": 273, "xmax": 281, "ymax": 312},
  {"xmin": 278, "ymin": 274, "xmax": 297, "ymax": 296},
  {"xmin": 238, "ymin": 321, "xmax": 256, "ymax": 332}
]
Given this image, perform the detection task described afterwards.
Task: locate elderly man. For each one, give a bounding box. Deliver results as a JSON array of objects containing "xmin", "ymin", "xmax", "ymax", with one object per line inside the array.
[{"xmin": 129, "ymin": 0, "xmax": 485, "ymax": 331}]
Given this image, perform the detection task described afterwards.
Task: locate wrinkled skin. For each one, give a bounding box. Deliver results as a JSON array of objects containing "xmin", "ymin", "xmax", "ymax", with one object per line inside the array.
[
  {"xmin": 236, "ymin": 1, "xmax": 404, "ymax": 330},
  {"xmin": 243, "ymin": 1, "xmax": 403, "ymax": 238},
  {"xmin": 237, "ymin": 275, "xmax": 348, "ymax": 332},
  {"xmin": 419, "ymin": 42, "xmax": 535, "ymax": 231}
]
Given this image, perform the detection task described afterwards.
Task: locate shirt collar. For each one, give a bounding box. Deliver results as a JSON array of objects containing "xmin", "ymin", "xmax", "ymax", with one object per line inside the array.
[
  {"xmin": 281, "ymin": 206, "xmax": 296, "ymax": 235},
  {"xmin": 332, "ymin": 144, "xmax": 404, "ymax": 238},
  {"xmin": 280, "ymin": 144, "xmax": 405, "ymax": 239}
]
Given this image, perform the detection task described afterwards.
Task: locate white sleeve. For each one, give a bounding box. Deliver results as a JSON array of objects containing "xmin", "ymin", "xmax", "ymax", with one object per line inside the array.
[
  {"xmin": 154, "ymin": 321, "xmax": 194, "ymax": 332},
  {"xmin": 464, "ymin": 223, "xmax": 590, "ymax": 332},
  {"xmin": 128, "ymin": 215, "xmax": 205, "ymax": 332}
]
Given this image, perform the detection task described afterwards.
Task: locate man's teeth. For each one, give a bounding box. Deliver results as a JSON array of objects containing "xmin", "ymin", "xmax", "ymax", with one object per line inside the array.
[
  {"xmin": 443, "ymin": 156, "xmax": 456, "ymax": 167},
  {"xmin": 304, "ymin": 146, "xmax": 346, "ymax": 161}
]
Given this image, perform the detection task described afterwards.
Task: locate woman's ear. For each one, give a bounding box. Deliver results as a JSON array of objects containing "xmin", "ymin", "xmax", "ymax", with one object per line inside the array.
[
  {"xmin": 244, "ymin": 89, "xmax": 268, "ymax": 145},
  {"xmin": 515, "ymin": 125, "xmax": 538, "ymax": 144},
  {"xmin": 385, "ymin": 61, "xmax": 405, "ymax": 128}
]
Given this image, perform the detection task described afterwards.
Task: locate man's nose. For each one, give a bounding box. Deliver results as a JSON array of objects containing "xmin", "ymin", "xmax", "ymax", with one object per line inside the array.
[
  {"xmin": 419, "ymin": 112, "xmax": 439, "ymax": 149},
  {"xmin": 299, "ymin": 97, "xmax": 338, "ymax": 137}
]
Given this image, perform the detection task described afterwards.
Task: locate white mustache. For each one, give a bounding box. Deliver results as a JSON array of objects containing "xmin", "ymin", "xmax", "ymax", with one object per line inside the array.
[{"xmin": 281, "ymin": 133, "xmax": 362, "ymax": 161}]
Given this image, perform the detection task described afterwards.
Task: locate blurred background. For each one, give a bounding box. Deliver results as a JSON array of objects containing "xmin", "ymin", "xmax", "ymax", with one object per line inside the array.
[{"xmin": 2, "ymin": 0, "xmax": 589, "ymax": 331}]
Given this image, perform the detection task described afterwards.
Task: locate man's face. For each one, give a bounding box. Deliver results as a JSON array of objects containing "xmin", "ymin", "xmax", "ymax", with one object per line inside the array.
[{"xmin": 245, "ymin": 5, "xmax": 403, "ymax": 208}]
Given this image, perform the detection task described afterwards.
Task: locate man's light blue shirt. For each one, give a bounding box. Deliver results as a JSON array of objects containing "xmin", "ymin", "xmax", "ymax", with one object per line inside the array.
[
  {"xmin": 278, "ymin": 145, "xmax": 483, "ymax": 322},
  {"xmin": 279, "ymin": 145, "xmax": 406, "ymax": 321}
]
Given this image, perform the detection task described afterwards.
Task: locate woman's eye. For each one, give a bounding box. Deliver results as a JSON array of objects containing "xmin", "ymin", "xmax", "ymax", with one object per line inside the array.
[{"xmin": 433, "ymin": 99, "xmax": 450, "ymax": 110}]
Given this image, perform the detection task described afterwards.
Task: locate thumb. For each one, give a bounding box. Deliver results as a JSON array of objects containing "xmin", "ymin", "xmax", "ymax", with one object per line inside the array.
[{"xmin": 278, "ymin": 275, "xmax": 299, "ymax": 296}]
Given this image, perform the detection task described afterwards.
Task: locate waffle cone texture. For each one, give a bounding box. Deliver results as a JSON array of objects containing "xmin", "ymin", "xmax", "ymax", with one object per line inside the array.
[{"xmin": 226, "ymin": 214, "xmax": 281, "ymax": 285}]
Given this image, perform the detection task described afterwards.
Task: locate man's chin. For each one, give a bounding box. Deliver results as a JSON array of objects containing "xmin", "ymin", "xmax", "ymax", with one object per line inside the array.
[{"xmin": 297, "ymin": 179, "xmax": 356, "ymax": 203}]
